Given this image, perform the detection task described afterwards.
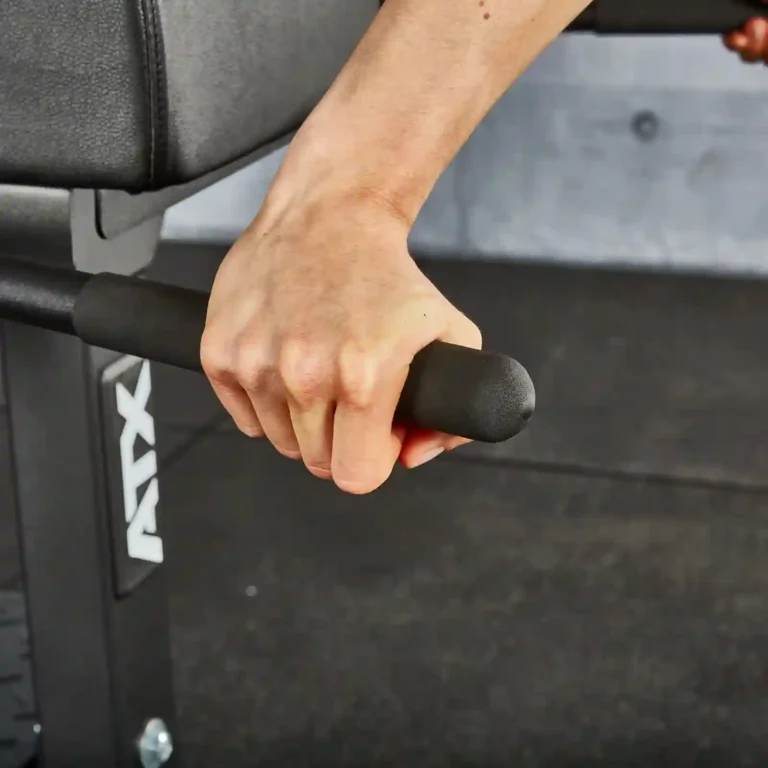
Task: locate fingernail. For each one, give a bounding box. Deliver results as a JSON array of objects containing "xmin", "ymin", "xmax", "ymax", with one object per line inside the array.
[
  {"xmin": 411, "ymin": 446, "xmax": 445, "ymax": 469},
  {"xmin": 446, "ymin": 437, "xmax": 471, "ymax": 452},
  {"xmin": 307, "ymin": 465, "xmax": 333, "ymax": 480}
]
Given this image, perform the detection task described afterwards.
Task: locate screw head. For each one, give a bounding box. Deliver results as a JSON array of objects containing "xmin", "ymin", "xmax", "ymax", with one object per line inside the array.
[
  {"xmin": 138, "ymin": 718, "xmax": 174, "ymax": 768},
  {"xmin": 631, "ymin": 110, "xmax": 660, "ymax": 143}
]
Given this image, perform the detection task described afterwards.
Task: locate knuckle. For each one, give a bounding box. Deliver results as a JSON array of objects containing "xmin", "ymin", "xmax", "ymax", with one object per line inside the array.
[
  {"xmin": 338, "ymin": 343, "xmax": 379, "ymax": 409},
  {"xmin": 199, "ymin": 331, "xmax": 232, "ymax": 381},
  {"xmin": 279, "ymin": 339, "xmax": 333, "ymax": 405},
  {"xmin": 234, "ymin": 340, "xmax": 273, "ymax": 391}
]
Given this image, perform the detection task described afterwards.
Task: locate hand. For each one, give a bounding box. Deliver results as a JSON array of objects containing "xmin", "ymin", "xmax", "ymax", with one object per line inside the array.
[
  {"xmin": 724, "ymin": 3, "xmax": 768, "ymax": 63},
  {"xmin": 200, "ymin": 147, "xmax": 480, "ymax": 495}
]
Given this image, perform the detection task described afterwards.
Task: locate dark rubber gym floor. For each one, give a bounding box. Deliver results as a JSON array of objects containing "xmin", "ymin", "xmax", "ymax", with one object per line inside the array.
[{"xmin": 4, "ymin": 245, "xmax": 768, "ymax": 766}]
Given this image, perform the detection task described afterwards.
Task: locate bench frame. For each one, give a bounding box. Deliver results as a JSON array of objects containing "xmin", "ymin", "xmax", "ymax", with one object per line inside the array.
[
  {"xmin": 0, "ymin": 139, "xmax": 286, "ymax": 768},
  {"xmin": 3, "ymin": 189, "xmax": 177, "ymax": 768}
]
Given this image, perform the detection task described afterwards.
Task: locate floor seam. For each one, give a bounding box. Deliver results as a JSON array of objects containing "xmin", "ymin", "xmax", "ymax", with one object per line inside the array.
[{"xmin": 447, "ymin": 452, "xmax": 768, "ymax": 496}]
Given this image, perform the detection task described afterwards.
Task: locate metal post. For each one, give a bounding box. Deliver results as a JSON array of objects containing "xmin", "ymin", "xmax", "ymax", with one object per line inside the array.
[{"xmin": 1, "ymin": 189, "xmax": 178, "ymax": 767}]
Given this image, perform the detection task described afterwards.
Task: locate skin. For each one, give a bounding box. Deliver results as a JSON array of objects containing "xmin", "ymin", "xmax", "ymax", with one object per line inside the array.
[
  {"xmin": 202, "ymin": 0, "xmax": 765, "ymax": 496},
  {"xmin": 724, "ymin": 1, "xmax": 768, "ymax": 63},
  {"xmin": 202, "ymin": 0, "xmax": 591, "ymax": 495}
]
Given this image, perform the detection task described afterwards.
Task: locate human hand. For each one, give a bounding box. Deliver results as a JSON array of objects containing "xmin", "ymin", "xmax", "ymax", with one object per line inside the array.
[
  {"xmin": 724, "ymin": 3, "xmax": 768, "ymax": 63},
  {"xmin": 200, "ymin": 144, "xmax": 481, "ymax": 495}
]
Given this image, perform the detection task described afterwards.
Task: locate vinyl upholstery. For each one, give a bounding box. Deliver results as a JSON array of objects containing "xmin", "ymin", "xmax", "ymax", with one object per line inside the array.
[{"xmin": 0, "ymin": 0, "xmax": 378, "ymax": 191}]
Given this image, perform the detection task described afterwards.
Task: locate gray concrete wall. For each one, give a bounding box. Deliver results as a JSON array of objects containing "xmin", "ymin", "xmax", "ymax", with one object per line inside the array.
[{"xmin": 163, "ymin": 34, "xmax": 768, "ymax": 276}]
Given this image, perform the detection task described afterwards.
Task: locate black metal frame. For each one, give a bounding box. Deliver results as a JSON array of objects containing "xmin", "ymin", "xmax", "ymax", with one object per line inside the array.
[
  {"xmin": 0, "ymin": 134, "xmax": 292, "ymax": 768},
  {"xmin": 570, "ymin": 0, "xmax": 760, "ymax": 33},
  {"xmin": 2, "ymin": 191, "xmax": 176, "ymax": 768}
]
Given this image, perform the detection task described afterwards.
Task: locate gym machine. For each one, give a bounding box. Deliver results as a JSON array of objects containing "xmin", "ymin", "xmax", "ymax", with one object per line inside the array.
[
  {"xmin": 570, "ymin": 0, "xmax": 763, "ymax": 32},
  {"xmin": 0, "ymin": 1, "xmax": 762, "ymax": 765}
]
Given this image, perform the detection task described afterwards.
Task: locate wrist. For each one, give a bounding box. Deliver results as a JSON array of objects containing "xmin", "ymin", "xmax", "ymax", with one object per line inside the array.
[
  {"xmin": 267, "ymin": 107, "xmax": 444, "ymax": 231},
  {"xmin": 257, "ymin": 136, "xmax": 415, "ymax": 247}
]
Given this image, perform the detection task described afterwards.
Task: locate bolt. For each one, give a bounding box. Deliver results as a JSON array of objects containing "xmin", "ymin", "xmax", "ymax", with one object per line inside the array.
[
  {"xmin": 631, "ymin": 110, "xmax": 660, "ymax": 143},
  {"xmin": 137, "ymin": 718, "xmax": 174, "ymax": 768}
]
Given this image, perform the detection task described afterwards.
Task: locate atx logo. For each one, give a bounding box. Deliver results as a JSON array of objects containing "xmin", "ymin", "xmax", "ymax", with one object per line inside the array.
[{"xmin": 116, "ymin": 360, "xmax": 163, "ymax": 564}]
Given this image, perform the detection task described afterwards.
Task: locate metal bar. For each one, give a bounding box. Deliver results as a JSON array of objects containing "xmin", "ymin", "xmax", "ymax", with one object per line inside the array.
[
  {"xmin": 569, "ymin": 0, "xmax": 760, "ymax": 33},
  {"xmin": 0, "ymin": 257, "xmax": 535, "ymax": 444},
  {"xmin": 0, "ymin": 258, "xmax": 87, "ymax": 334},
  {"xmin": 96, "ymin": 133, "xmax": 292, "ymax": 241},
  {"xmin": 0, "ymin": 186, "xmax": 71, "ymax": 258}
]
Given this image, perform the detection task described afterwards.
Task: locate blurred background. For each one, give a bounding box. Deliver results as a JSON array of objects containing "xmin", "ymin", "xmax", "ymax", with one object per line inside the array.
[{"xmin": 164, "ymin": 34, "xmax": 768, "ymax": 274}]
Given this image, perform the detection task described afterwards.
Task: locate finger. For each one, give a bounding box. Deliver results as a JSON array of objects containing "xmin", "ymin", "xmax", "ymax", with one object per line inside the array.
[
  {"xmin": 398, "ymin": 427, "xmax": 470, "ymax": 470},
  {"xmin": 279, "ymin": 340, "xmax": 337, "ymax": 478},
  {"xmin": 724, "ymin": 31, "xmax": 748, "ymax": 52},
  {"xmin": 753, "ymin": 18, "xmax": 768, "ymax": 61},
  {"xmin": 234, "ymin": 348, "xmax": 301, "ymax": 458},
  {"xmin": 741, "ymin": 19, "xmax": 768, "ymax": 61},
  {"xmin": 331, "ymin": 351, "xmax": 410, "ymax": 495},
  {"xmin": 399, "ymin": 313, "xmax": 482, "ymax": 469},
  {"xmin": 287, "ymin": 401, "xmax": 336, "ymax": 478},
  {"xmin": 741, "ymin": 42, "xmax": 764, "ymax": 63},
  {"xmin": 201, "ymin": 333, "xmax": 265, "ymax": 437},
  {"xmin": 330, "ymin": 300, "xmax": 458, "ymax": 494},
  {"xmin": 247, "ymin": 384, "xmax": 301, "ymax": 459},
  {"xmin": 208, "ymin": 378, "xmax": 265, "ymax": 437}
]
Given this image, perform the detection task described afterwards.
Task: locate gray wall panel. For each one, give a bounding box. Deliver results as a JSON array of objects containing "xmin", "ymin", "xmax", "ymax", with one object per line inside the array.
[{"xmin": 163, "ymin": 34, "xmax": 768, "ymax": 275}]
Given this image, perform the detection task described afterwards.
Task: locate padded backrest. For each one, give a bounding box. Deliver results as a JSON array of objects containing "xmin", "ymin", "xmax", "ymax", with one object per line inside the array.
[{"xmin": 0, "ymin": 0, "xmax": 379, "ymax": 192}]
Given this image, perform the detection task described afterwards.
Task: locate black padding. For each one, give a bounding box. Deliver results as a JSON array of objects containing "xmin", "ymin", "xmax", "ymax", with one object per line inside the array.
[
  {"xmin": 398, "ymin": 342, "xmax": 535, "ymax": 443},
  {"xmin": 0, "ymin": 0, "xmax": 378, "ymax": 191},
  {"xmin": 571, "ymin": 0, "xmax": 759, "ymax": 33},
  {"xmin": 72, "ymin": 273, "xmax": 534, "ymax": 444},
  {"xmin": 159, "ymin": 0, "xmax": 378, "ymax": 185},
  {"xmin": 0, "ymin": 0, "xmax": 153, "ymax": 190},
  {"xmin": 73, "ymin": 274, "xmax": 209, "ymax": 372}
]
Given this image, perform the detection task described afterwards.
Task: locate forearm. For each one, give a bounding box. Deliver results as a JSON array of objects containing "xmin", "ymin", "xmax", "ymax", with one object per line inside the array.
[{"xmin": 273, "ymin": 0, "xmax": 591, "ymax": 226}]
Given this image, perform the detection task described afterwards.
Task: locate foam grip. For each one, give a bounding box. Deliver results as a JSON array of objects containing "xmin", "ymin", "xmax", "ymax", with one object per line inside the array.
[
  {"xmin": 571, "ymin": 0, "xmax": 759, "ymax": 33},
  {"xmin": 73, "ymin": 273, "xmax": 209, "ymax": 372},
  {"xmin": 73, "ymin": 274, "xmax": 535, "ymax": 444},
  {"xmin": 397, "ymin": 342, "xmax": 535, "ymax": 443}
]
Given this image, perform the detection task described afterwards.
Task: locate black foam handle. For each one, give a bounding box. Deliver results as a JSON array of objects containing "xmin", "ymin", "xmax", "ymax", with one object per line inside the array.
[
  {"xmin": 73, "ymin": 273, "xmax": 535, "ymax": 444},
  {"xmin": 74, "ymin": 274, "xmax": 210, "ymax": 372},
  {"xmin": 571, "ymin": 0, "xmax": 760, "ymax": 33},
  {"xmin": 396, "ymin": 342, "xmax": 535, "ymax": 443}
]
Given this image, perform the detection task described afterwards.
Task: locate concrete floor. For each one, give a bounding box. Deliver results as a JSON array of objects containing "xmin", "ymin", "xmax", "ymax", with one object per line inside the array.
[{"xmin": 6, "ymin": 248, "xmax": 768, "ymax": 766}]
